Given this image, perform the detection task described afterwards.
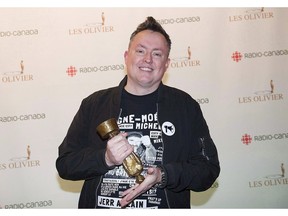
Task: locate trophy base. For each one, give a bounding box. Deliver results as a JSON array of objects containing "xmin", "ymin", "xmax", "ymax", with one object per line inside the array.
[{"xmin": 135, "ymin": 175, "xmax": 145, "ymax": 184}]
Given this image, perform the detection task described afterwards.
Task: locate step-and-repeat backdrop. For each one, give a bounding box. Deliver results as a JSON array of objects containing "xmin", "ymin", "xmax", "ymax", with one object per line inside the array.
[{"xmin": 0, "ymin": 8, "xmax": 287, "ymax": 209}]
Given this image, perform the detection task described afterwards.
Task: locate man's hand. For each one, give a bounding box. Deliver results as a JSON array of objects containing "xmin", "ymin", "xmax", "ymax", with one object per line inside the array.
[
  {"xmin": 120, "ymin": 167, "xmax": 162, "ymax": 208},
  {"xmin": 105, "ymin": 132, "xmax": 133, "ymax": 167}
]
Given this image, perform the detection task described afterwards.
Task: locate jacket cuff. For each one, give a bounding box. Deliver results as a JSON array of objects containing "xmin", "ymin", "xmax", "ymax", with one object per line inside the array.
[
  {"xmin": 101, "ymin": 149, "xmax": 116, "ymax": 170},
  {"xmin": 155, "ymin": 165, "xmax": 167, "ymax": 188}
]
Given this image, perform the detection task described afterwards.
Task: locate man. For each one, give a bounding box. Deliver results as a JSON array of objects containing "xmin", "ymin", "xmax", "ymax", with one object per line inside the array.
[{"xmin": 56, "ymin": 16, "xmax": 220, "ymax": 208}]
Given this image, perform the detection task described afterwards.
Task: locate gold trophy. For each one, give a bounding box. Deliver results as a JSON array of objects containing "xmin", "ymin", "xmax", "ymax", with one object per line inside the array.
[{"xmin": 96, "ymin": 118, "xmax": 145, "ymax": 184}]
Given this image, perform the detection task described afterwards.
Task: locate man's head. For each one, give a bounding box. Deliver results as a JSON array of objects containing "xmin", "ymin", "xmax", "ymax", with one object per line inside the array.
[{"xmin": 124, "ymin": 16, "xmax": 171, "ymax": 95}]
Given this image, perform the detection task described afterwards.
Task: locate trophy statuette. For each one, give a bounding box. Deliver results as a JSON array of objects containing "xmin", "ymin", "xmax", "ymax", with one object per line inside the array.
[{"xmin": 96, "ymin": 118, "xmax": 145, "ymax": 184}]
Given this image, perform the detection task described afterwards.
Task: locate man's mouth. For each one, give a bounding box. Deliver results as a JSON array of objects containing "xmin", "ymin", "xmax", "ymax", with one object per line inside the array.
[{"xmin": 139, "ymin": 67, "xmax": 153, "ymax": 72}]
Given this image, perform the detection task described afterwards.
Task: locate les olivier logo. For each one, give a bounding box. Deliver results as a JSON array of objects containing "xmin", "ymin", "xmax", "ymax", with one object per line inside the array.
[
  {"xmin": 169, "ymin": 46, "xmax": 208, "ymax": 105},
  {"xmin": 170, "ymin": 46, "xmax": 200, "ymax": 69},
  {"xmin": 1, "ymin": 60, "xmax": 34, "ymax": 83},
  {"xmin": 238, "ymin": 80, "xmax": 284, "ymax": 104},
  {"xmin": 69, "ymin": 12, "xmax": 114, "ymax": 35},
  {"xmin": 228, "ymin": 7, "xmax": 274, "ymax": 22},
  {"xmin": 0, "ymin": 145, "xmax": 40, "ymax": 171},
  {"xmin": 0, "ymin": 147, "xmax": 53, "ymax": 209},
  {"xmin": 249, "ymin": 163, "xmax": 287, "ymax": 189}
]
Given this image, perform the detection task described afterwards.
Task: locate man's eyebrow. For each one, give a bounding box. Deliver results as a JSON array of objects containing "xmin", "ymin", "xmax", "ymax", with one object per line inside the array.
[{"xmin": 136, "ymin": 44, "xmax": 164, "ymax": 52}]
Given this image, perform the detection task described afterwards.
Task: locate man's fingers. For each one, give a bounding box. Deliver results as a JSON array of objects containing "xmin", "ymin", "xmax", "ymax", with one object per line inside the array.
[
  {"xmin": 120, "ymin": 184, "xmax": 141, "ymax": 207},
  {"xmin": 121, "ymin": 184, "xmax": 139, "ymax": 197}
]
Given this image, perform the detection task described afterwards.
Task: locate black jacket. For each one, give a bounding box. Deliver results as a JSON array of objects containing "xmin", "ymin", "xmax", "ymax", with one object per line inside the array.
[{"xmin": 56, "ymin": 76, "xmax": 220, "ymax": 208}]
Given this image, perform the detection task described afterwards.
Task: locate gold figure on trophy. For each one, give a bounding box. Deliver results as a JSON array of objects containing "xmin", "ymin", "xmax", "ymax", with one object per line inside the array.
[{"xmin": 96, "ymin": 118, "xmax": 145, "ymax": 184}]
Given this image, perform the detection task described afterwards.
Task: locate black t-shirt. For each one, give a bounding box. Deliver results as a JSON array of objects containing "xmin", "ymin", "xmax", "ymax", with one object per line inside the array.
[{"xmin": 95, "ymin": 88, "xmax": 168, "ymax": 208}]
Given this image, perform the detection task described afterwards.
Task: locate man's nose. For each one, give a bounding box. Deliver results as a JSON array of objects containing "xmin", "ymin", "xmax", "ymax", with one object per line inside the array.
[{"xmin": 144, "ymin": 53, "xmax": 152, "ymax": 63}]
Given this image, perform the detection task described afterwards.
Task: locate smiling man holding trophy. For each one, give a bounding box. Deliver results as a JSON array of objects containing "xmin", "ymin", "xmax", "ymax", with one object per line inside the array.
[{"xmin": 56, "ymin": 16, "xmax": 220, "ymax": 209}]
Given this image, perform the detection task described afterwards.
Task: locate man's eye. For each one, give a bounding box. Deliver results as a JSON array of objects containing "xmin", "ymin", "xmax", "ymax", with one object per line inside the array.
[{"xmin": 153, "ymin": 52, "xmax": 162, "ymax": 57}]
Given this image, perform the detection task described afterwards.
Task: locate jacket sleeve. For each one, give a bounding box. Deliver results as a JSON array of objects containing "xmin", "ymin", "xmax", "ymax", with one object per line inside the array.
[
  {"xmin": 163, "ymin": 99, "xmax": 220, "ymax": 192},
  {"xmin": 55, "ymin": 98, "xmax": 112, "ymax": 181}
]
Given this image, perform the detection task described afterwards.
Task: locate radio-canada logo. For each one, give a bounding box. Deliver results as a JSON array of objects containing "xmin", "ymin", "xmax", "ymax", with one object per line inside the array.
[
  {"xmin": 65, "ymin": 64, "xmax": 124, "ymax": 77},
  {"xmin": 231, "ymin": 49, "xmax": 288, "ymax": 63},
  {"xmin": 66, "ymin": 66, "xmax": 77, "ymax": 77},
  {"xmin": 241, "ymin": 132, "xmax": 288, "ymax": 145},
  {"xmin": 241, "ymin": 134, "xmax": 252, "ymax": 145},
  {"xmin": 231, "ymin": 51, "xmax": 242, "ymax": 62},
  {"xmin": 157, "ymin": 16, "xmax": 200, "ymax": 25}
]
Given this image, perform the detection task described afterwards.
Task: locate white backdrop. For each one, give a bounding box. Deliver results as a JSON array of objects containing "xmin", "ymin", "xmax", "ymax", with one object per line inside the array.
[{"xmin": 0, "ymin": 8, "xmax": 288, "ymax": 209}]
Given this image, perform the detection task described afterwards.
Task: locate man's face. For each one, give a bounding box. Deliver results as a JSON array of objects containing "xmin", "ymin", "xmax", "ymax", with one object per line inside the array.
[{"xmin": 124, "ymin": 30, "xmax": 170, "ymax": 95}]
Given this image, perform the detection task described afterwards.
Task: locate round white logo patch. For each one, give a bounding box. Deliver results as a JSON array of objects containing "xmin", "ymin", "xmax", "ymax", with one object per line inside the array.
[{"xmin": 161, "ymin": 121, "xmax": 175, "ymax": 136}]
